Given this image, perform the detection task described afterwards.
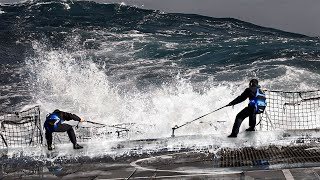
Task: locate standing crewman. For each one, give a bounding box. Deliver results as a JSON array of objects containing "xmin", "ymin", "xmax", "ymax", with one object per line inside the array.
[
  {"xmin": 227, "ymin": 79, "xmax": 266, "ymax": 137},
  {"xmin": 44, "ymin": 109, "xmax": 85, "ymax": 150}
]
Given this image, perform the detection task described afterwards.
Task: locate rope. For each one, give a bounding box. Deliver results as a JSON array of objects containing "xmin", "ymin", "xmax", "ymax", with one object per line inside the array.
[
  {"xmin": 171, "ymin": 105, "xmax": 227, "ymax": 137},
  {"xmin": 172, "ymin": 105, "xmax": 227, "ymax": 130}
]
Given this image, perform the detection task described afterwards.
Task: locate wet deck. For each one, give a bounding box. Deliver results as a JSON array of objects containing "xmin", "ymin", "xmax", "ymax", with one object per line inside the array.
[
  {"xmin": 2, "ymin": 153, "xmax": 320, "ymax": 179},
  {"xmin": 2, "ymin": 130, "xmax": 320, "ymax": 179}
]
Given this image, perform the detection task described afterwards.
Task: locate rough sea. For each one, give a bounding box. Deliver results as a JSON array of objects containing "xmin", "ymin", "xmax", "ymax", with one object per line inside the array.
[{"xmin": 1, "ymin": 0, "xmax": 320, "ymax": 161}]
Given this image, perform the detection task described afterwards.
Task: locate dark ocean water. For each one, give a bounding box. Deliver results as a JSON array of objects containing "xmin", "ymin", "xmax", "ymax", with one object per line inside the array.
[{"xmin": 1, "ymin": 0, "xmax": 320, "ymax": 136}]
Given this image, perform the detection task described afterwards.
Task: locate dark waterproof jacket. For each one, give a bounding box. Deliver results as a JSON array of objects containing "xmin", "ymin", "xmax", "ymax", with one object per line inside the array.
[
  {"xmin": 229, "ymin": 85, "xmax": 261, "ymax": 106},
  {"xmin": 45, "ymin": 110, "xmax": 81, "ymax": 126}
]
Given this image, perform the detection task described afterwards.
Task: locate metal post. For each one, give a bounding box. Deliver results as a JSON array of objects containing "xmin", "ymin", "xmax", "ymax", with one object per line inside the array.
[{"xmin": 171, "ymin": 127, "xmax": 175, "ymax": 137}]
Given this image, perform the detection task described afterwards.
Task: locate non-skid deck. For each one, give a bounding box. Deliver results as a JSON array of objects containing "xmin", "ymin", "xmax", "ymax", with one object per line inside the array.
[
  {"xmin": 2, "ymin": 130, "xmax": 320, "ymax": 179},
  {"xmin": 2, "ymin": 160, "xmax": 320, "ymax": 179}
]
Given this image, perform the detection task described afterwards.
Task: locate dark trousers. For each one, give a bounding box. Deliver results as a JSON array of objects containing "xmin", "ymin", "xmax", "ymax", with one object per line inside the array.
[
  {"xmin": 45, "ymin": 123, "xmax": 77, "ymax": 146},
  {"xmin": 231, "ymin": 106, "xmax": 256, "ymax": 135}
]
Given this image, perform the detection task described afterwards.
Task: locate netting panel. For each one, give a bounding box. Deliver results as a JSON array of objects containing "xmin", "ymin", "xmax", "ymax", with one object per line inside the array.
[
  {"xmin": 0, "ymin": 106, "xmax": 42, "ymax": 148},
  {"xmin": 260, "ymin": 90, "xmax": 320, "ymax": 130},
  {"xmin": 51, "ymin": 123, "xmax": 135, "ymax": 144}
]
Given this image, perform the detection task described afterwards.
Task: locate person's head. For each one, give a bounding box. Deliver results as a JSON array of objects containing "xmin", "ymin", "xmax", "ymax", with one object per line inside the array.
[
  {"xmin": 53, "ymin": 109, "xmax": 63, "ymax": 117},
  {"xmin": 53, "ymin": 109, "xmax": 61, "ymax": 113},
  {"xmin": 249, "ymin": 79, "xmax": 258, "ymax": 87}
]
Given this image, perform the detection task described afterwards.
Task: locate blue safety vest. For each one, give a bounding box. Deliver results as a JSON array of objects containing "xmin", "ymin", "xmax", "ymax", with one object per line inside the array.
[
  {"xmin": 249, "ymin": 88, "xmax": 267, "ymax": 114},
  {"xmin": 44, "ymin": 113, "xmax": 63, "ymax": 132}
]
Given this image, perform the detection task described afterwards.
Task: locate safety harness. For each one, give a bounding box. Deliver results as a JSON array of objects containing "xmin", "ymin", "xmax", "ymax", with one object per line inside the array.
[
  {"xmin": 44, "ymin": 113, "xmax": 63, "ymax": 133},
  {"xmin": 249, "ymin": 88, "xmax": 267, "ymax": 114}
]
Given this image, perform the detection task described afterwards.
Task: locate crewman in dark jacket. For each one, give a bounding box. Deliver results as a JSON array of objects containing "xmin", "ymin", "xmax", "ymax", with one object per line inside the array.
[
  {"xmin": 227, "ymin": 79, "xmax": 266, "ymax": 137},
  {"xmin": 44, "ymin": 109, "xmax": 85, "ymax": 150}
]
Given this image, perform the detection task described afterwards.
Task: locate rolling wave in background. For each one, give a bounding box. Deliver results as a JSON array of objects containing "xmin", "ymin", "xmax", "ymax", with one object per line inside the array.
[{"xmin": 1, "ymin": 0, "xmax": 320, "ymax": 146}]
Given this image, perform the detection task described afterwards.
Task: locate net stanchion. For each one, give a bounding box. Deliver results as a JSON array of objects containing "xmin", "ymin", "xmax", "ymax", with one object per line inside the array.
[
  {"xmin": 259, "ymin": 90, "xmax": 320, "ymax": 131},
  {"xmin": 0, "ymin": 106, "xmax": 42, "ymax": 148}
]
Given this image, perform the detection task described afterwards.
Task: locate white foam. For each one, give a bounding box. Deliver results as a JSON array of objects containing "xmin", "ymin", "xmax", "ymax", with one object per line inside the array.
[
  {"xmin": 62, "ymin": 2, "xmax": 70, "ymax": 10},
  {"xmin": 25, "ymin": 41, "xmax": 249, "ymax": 140},
  {"xmin": 23, "ymin": 37, "xmax": 320, "ymax": 157},
  {"xmin": 3, "ymin": 129, "xmax": 319, "ymax": 161},
  {"xmin": 262, "ymin": 65, "xmax": 320, "ymax": 91}
]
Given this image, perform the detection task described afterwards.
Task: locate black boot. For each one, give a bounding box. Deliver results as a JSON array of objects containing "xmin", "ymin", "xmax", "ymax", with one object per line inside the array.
[
  {"xmin": 48, "ymin": 145, "xmax": 53, "ymax": 151},
  {"xmin": 73, "ymin": 143, "xmax": 83, "ymax": 149},
  {"xmin": 228, "ymin": 134, "xmax": 237, "ymax": 138},
  {"xmin": 246, "ymin": 127, "xmax": 255, "ymax": 131}
]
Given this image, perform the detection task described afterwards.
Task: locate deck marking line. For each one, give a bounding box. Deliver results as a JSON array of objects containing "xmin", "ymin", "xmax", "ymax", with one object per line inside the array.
[{"xmin": 282, "ymin": 169, "xmax": 294, "ymax": 180}]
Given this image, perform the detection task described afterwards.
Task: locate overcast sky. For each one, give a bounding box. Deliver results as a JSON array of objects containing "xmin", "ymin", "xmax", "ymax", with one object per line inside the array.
[{"xmin": 2, "ymin": 0, "xmax": 319, "ymax": 37}]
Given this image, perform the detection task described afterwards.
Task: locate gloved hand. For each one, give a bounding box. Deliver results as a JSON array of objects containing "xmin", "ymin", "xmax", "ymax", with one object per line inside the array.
[
  {"xmin": 80, "ymin": 119, "xmax": 86, "ymax": 122},
  {"xmin": 227, "ymin": 103, "xmax": 233, "ymax": 107}
]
